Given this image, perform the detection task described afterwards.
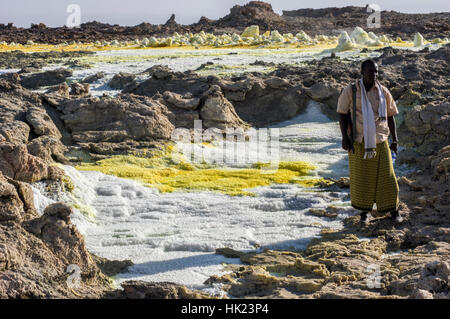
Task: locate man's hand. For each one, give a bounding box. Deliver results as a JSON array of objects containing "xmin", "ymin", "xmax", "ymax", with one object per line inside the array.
[
  {"xmin": 342, "ymin": 137, "xmax": 351, "ymax": 151},
  {"xmin": 388, "ymin": 116, "xmax": 398, "ymax": 153},
  {"xmin": 390, "ymin": 141, "xmax": 398, "ymax": 153}
]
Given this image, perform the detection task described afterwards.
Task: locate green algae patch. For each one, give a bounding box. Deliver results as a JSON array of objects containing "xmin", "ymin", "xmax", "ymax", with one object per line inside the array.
[
  {"xmin": 397, "ymin": 88, "xmax": 421, "ymax": 107},
  {"xmin": 72, "ymin": 202, "xmax": 97, "ymax": 221},
  {"xmin": 76, "ymin": 145, "xmax": 324, "ymax": 196},
  {"xmin": 146, "ymin": 230, "xmax": 181, "ymax": 238},
  {"xmin": 112, "ymin": 234, "xmax": 134, "ymax": 239},
  {"xmin": 61, "ymin": 175, "xmax": 75, "ymax": 192}
]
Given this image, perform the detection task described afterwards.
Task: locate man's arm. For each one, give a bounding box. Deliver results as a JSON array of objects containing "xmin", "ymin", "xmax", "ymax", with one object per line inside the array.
[
  {"xmin": 387, "ymin": 116, "xmax": 398, "ymax": 152},
  {"xmin": 339, "ymin": 113, "xmax": 351, "ymax": 151},
  {"xmin": 337, "ymin": 85, "xmax": 352, "ymax": 152},
  {"xmin": 383, "ymin": 86, "xmax": 399, "ymax": 152}
]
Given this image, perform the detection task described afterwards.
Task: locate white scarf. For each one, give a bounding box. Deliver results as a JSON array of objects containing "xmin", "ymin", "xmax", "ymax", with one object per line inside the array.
[{"xmin": 359, "ymin": 79, "xmax": 387, "ymax": 159}]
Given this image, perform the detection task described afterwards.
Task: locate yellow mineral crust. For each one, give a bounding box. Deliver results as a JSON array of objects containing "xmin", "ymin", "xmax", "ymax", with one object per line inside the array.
[
  {"xmin": 76, "ymin": 144, "xmax": 325, "ymax": 196},
  {"xmin": 1, "ymin": 26, "xmax": 434, "ymax": 53}
]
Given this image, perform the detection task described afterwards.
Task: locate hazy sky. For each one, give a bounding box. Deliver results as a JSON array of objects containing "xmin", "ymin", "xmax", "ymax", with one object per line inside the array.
[{"xmin": 1, "ymin": 0, "xmax": 449, "ymax": 27}]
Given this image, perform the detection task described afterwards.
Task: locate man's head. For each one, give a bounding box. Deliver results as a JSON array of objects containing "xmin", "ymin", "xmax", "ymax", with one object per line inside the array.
[{"xmin": 361, "ymin": 59, "xmax": 378, "ymax": 85}]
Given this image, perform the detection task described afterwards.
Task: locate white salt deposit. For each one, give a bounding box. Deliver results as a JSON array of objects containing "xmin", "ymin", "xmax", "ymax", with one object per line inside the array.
[
  {"xmin": 0, "ymin": 68, "xmax": 21, "ymax": 74},
  {"xmin": 350, "ymin": 27, "xmax": 370, "ymax": 45},
  {"xmin": 31, "ymin": 101, "xmax": 357, "ymax": 294},
  {"xmin": 414, "ymin": 32, "xmax": 425, "ymax": 47},
  {"xmin": 176, "ymin": 101, "xmax": 348, "ymax": 179},
  {"xmin": 60, "ymin": 168, "xmax": 353, "ymax": 290},
  {"xmin": 27, "ymin": 48, "xmax": 414, "ymax": 295},
  {"xmin": 335, "ymin": 31, "xmax": 355, "ymax": 52},
  {"xmin": 31, "ymin": 99, "xmax": 414, "ymax": 294}
]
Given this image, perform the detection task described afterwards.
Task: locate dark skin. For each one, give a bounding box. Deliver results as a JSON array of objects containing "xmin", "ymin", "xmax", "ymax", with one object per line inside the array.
[{"xmin": 339, "ymin": 61, "xmax": 398, "ymax": 152}]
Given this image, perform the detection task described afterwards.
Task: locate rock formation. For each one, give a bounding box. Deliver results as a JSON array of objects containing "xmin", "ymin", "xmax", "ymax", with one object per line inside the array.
[
  {"xmin": 0, "ymin": 178, "xmax": 113, "ymax": 297},
  {"xmin": 20, "ymin": 68, "xmax": 73, "ymax": 89},
  {"xmin": 108, "ymin": 72, "xmax": 137, "ymax": 90}
]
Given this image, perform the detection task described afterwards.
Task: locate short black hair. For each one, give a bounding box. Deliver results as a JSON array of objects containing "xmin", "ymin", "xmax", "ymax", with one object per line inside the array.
[{"xmin": 361, "ymin": 59, "xmax": 377, "ymax": 72}]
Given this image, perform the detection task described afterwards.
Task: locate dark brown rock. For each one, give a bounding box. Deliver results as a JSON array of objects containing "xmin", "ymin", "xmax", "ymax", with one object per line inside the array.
[
  {"xmin": 116, "ymin": 280, "xmax": 210, "ymax": 299},
  {"xmin": 0, "ymin": 143, "xmax": 63, "ymax": 183},
  {"xmin": 20, "ymin": 68, "xmax": 73, "ymax": 89},
  {"xmin": 108, "ymin": 72, "xmax": 136, "ymax": 90}
]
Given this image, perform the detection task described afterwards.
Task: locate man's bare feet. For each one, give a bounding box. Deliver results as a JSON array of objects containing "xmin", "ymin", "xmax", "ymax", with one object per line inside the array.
[
  {"xmin": 390, "ymin": 210, "xmax": 404, "ymax": 223},
  {"xmin": 360, "ymin": 211, "xmax": 370, "ymax": 225}
]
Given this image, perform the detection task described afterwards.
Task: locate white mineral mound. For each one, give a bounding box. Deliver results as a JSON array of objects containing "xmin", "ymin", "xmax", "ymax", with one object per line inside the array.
[
  {"xmin": 335, "ymin": 31, "xmax": 355, "ymax": 51},
  {"xmin": 379, "ymin": 35, "xmax": 390, "ymax": 43},
  {"xmin": 350, "ymin": 27, "xmax": 370, "ymax": 45},
  {"xmin": 368, "ymin": 32, "xmax": 378, "ymax": 41},
  {"xmin": 414, "ymin": 32, "xmax": 425, "ymax": 47},
  {"xmin": 164, "ymin": 37, "xmax": 173, "ymax": 47},
  {"xmin": 191, "ymin": 34, "xmax": 204, "ymax": 45},
  {"xmin": 270, "ymin": 30, "xmax": 285, "ymax": 43},
  {"xmin": 431, "ymin": 38, "xmax": 442, "ymax": 44},
  {"xmin": 241, "ymin": 25, "xmax": 259, "ymax": 38},
  {"xmin": 296, "ymin": 31, "xmax": 312, "ymax": 42},
  {"xmin": 231, "ymin": 33, "xmax": 242, "ymax": 43}
]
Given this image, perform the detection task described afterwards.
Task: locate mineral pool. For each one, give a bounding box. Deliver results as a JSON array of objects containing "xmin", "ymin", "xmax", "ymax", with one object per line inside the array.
[{"xmin": 29, "ymin": 46, "xmax": 413, "ymax": 296}]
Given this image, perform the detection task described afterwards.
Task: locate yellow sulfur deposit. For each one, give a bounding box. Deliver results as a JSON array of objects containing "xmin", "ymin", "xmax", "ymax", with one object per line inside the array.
[
  {"xmin": 241, "ymin": 25, "xmax": 260, "ymax": 38},
  {"xmin": 335, "ymin": 31, "xmax": 355, "ymax": 52},
  {"xmin": 76, "ymin": 144, "xmax": 327, "ymax": 196},
  {"xmin": 414, "ymin": 32, "xmax": 425, "ymax": 47},
  {"xmin": 0, "ymin": 25, "xmax": 427, "ymax": 54}
]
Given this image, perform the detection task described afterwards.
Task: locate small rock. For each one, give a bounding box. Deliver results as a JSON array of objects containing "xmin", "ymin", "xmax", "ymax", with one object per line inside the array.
[
  {"xmin": 163, "ymin": 91, "xmax": 200, "ymax": 110},
  {"xmin": 20, "ymin": 68, "xmax": 72, "ymax": 89},
  {"xmin": 81, "ymin": 72, "xmax": 105, "ymax": 84},
  {"xmin": 215, "ymin": 247, "xmax": 245, "ymax": 258},
  {"xmin": 70, "ymin": 82, "xmax": 90, "ymax": 96},
  {"xmin": 108, "ymin": 72, "xmax": 136, "ymax": 90}
]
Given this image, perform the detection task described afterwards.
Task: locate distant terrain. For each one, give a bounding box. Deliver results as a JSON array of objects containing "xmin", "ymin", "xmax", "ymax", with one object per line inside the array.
[{"xmin": 0, "ymin": 1, "xmax": 449, "ymax": 44}]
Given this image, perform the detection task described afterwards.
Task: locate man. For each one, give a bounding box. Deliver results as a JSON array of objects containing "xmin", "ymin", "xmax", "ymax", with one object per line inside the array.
[{"xmin": 337, "ymin": 59, "xmax": 403, "ymax": 224}]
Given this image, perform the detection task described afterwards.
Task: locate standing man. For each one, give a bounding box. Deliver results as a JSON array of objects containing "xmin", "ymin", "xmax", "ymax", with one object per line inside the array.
[{"xmin": 337, "ymin": 59, "xmax": 403, "ymax": 224}]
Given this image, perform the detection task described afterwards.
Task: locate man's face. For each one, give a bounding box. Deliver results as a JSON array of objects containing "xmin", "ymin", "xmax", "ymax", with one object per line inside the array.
[{"xmin": 362, "ymin": 62, "xmax": 378, "ymax": 84}]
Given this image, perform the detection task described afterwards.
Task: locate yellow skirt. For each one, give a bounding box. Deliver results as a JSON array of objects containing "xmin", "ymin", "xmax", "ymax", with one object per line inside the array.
[{"xmin": 348, "ymin": 140, "xmax": 399, "ymax": 213}]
